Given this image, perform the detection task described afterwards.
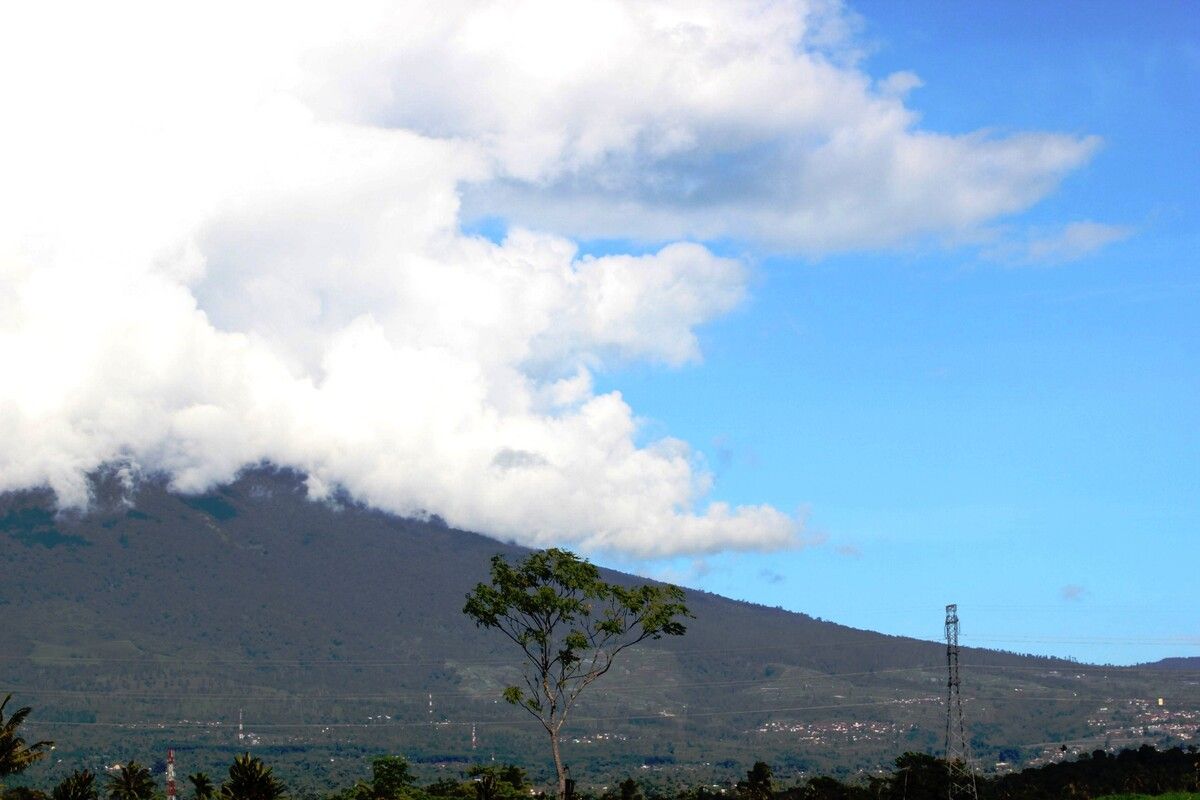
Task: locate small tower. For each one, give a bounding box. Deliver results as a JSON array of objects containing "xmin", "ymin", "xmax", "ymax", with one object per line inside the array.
[
  {"xmin": 166, "ymin": 749, "xmax": 176, "ymax": 800},
  {"xmin": 944, "ymin": 604, "xmax": 978, "ymax": 800}
]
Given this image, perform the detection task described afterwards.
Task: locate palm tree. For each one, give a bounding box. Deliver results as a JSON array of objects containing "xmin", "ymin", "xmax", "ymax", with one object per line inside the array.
[
  {"xmin": 52, "ymin": 770, "xmax": 100, "ymax": 800},
  {"xmin": 106, "ymin": 762, "xmax": 155, "ymax": 800},
  {"xmin": 0, "ymin": 694, "xmax": 53, "ymax": 780},
  {"xmin": 219, "ymin": 754, "xmax": 285, "ymax": 800},
  {"xmin": 187, "ymin": 773, "xmax": 214, "ymax": 800}
]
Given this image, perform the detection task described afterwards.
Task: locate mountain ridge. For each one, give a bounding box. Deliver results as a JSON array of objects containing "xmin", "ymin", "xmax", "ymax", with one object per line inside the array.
[{"xmin": 2, "ymin": 466, "xmax": 1196, "ymax": 790}]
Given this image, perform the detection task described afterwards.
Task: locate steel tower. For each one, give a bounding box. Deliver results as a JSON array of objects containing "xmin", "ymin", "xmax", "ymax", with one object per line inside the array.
[{"xmin": 944, "ymin": 604, "xmax": 978, "ymax": 800}]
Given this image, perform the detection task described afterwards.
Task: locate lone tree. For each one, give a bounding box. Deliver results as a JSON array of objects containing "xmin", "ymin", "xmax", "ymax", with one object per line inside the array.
[{"xmin": 463, "ymin": 548, "xmax": 691, "ymax": 799}]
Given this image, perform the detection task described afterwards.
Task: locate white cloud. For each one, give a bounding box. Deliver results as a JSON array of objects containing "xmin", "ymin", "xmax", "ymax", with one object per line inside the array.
[
  {"xmin": 983, "ymin": 221, "xmax": 1133, "ymax": 265},
  {"xmin": 297, "ymin": 0, "xmax": 1100, "ymax": 250},
  {"xmin": 0, "ymin": 1, "xmax": 1098, "ymax": 556},
  {"xmin": 1025, "ymin": 222, "xmax": 1134, "ymax": 264}
]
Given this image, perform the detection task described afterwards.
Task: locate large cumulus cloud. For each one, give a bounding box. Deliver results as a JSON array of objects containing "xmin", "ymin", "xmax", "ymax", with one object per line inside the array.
[
  {"xmin": 300, "ymin": 0, "xmax": 1099, "ymax": 249},
  {"xmin": 0, "ymin": 1, "xmax": 1096, "ymax": 556}
]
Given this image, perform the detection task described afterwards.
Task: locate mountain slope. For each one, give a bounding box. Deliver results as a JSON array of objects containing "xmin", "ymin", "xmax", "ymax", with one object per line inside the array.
[
  {"xmin": 2, "ymin": 468, "xmax": 1196, "ymax": 790},
  {"xmin": 1142, "ymin": 658, "xmax": 1200, "ymax": 671}
]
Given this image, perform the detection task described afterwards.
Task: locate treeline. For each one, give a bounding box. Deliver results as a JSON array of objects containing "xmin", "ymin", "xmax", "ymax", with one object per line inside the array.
[
  {"xmin": 768, "ymin": 747, "xmax": 1200, "ymax": 800},
  {"xmin": 986, "ymin": 746, "xmax": 1200, "ymax": 800},
  {"xmin": 2, "ymin": 754, "xmax": 286, "ymax": 800},
  {"xmin": 0, "ymin": 755, "xmax": 536, "ymax": 800},
  {"xmin": 6, "ymin": 748, "xmax": 1200, "ymax": 800}
]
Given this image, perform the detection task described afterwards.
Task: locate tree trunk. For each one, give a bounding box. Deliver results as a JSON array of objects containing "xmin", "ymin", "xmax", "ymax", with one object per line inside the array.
[{"xmin": 549, "ymin": 726, "xmax": 567, "ymax": 799}]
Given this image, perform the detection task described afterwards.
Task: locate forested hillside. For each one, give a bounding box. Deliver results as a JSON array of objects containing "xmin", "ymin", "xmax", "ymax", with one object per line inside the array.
[{"xmin": 2, "ymin": 467, "xmax": 1197, "ymax": 789}]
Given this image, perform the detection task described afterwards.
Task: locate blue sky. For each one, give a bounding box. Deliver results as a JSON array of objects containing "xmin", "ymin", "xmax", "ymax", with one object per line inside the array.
[{"xmin": 587, "ymin": 1, "xmax": 1199, "ymax": 665}]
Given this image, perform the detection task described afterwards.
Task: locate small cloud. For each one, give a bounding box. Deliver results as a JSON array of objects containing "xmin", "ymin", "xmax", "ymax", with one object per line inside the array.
[
  {"xmin": 1061, "ymin": 584, "xmax": 1087, "ymax": 602},
  {"xmin": 712, "ymin": 435, "xmax": 735, "ymax": 472},
  {"xmin": 878, "ymin": 70, "xmax": 923, "ymax": 97},
  {"xmin": 758, "ymin": 568, "xmax": 785, "ymax": 585},
  {"xmin": 651, "ymin": 558, "xmax": 713, "ymax": 586},
  {"xmin": 986, "ymin": 221, "xmax": 1134, "ymax": 266},
  {"xmin": 835, "ymin": 544, "xmax": 863, "ymax": 559},
  {"xmin": 1026, "ymin": 222, "xmax": 1133, "ymax": 263},
  {"xmin": 710, "ymin": 435, "xmax": 761, "ymax": 473},
  {"xmin": 799, "ymin": 514, "xmax": 828, "ymax": 548}
]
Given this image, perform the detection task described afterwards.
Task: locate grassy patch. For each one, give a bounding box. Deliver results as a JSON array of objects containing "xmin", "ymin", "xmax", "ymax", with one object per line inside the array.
[
  {"xmin": 1, "ymin": 506, "xmax": 90, "ymax": 548},
  {"xmin": 182, "ymin": 494, "xmax": 238, "ymax": 520}
]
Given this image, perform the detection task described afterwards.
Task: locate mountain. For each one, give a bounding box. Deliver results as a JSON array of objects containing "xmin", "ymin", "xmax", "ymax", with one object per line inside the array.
[
  {"xmin": 2, "ymin": 467, "xmax": 1196, "ymax": 793},
  {"xmin": 1140, "ymin": 658, "xmax": 1200, "ymax": 671}
]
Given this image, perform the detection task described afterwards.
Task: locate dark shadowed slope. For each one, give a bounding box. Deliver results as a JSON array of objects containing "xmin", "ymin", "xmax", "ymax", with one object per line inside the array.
[{"xmin": 2, "ymin": 467, "xmax": 1197, "ymax": 788}]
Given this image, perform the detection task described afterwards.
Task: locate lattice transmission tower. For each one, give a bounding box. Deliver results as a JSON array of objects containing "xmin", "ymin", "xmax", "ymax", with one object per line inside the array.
[
  {"xmin": 166, "ymin": 749, "xmax": 176, "ymax": 800},
  {"xmin": 944, "ymin": 603, "xmax": 978, "ymax": 800}
]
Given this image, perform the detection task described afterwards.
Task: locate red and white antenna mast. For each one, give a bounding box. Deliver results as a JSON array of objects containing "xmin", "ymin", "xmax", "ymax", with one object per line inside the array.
[{"xmin": 166, "ymin": 749, "xmax": 176, "ymax": 800}]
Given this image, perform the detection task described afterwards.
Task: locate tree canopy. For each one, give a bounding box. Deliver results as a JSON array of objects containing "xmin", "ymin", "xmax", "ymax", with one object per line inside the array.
[
  {"xmin": 51, "ymin": 770, "xmax": 98, "ymax": 800},
  {"xmin": 463, "ymin": 548, "xmax": 691, "ymax": 798},
  {"xmin": 106, "ymin": 763, "xmax": 154, "ymax": 800},
  {"xmin": 187, "ymin": 774, "xmax": 214, "ymax": 800},
  {"xmin": 0, "ymin": 694, "xmax": 52, "ymax": 781},
  {"xmin": 220, "ymin": 754, "xmax": 286, "ymax": 800}
]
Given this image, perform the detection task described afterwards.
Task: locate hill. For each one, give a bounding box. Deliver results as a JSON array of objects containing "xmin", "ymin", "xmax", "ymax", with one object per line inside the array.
[
  {"xmin": 1141, "ymin": 658, "xmax": 1200, "ymax": 671},
  {"xmin": 2, "ymin": 467, "xmax": 1197, "ymax": 792}
]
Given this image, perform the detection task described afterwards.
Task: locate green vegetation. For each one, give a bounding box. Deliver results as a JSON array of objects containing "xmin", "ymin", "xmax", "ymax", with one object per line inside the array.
[
  {"xmin": 463, "ymin": 765, "xmax": 528, "ymax": 800},
  {"xmin": 463, "ymin": 548, "xmax": 690, "ymax": 799},
  {"xmin": 220, "ymin": 754, "xmax": 286, "ymax": 800},
  {"xmin": 6, "ymin": 729, "xmax": 1200, "ymax": 800},
  {"xmin": 52, "ymin": 771, "xmax": 99, "ymax": 800},
  {"xmin": 765, "ymin": 747, "xmax": 1200, "ymax": 799},
  {"xmin": 106, "ymin": 763, "xmax": 155, "ymax": 800},
  {"xmin": 736, "ymin": 763, "xmax": 772, "ymax": 800},
  {"xmin": 3, "ymin": 470, "xmax": 1199, "ymax": 788},
  {"xmin": 333, "ymin": 756, "xmax": 415, "ymax": 800},
  {"xmin": 1, "ymin": 694, "xmax": 53, "ymax": 787},
  {"xmin": 0, "ymin": 507, "xmax": 89, "ymax": 549},
  {"xmin": 187, "ymin": 774, "xmax": 214, "ymax": 800}
]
